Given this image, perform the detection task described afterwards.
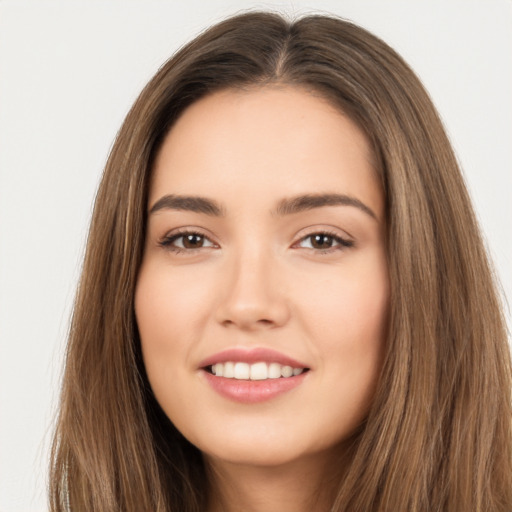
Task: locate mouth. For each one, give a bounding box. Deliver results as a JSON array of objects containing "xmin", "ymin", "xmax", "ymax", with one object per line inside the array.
[
  {"xmin": 199, "ymin": 347, "xmax": 311, "ymax": 404},
  {"xmin": 205, "ymin": 361, "xmax": 309, "ymax": 380},
  {"xmin": 199, "ymin": 348, "xmax": 310, "ymax": 403}
]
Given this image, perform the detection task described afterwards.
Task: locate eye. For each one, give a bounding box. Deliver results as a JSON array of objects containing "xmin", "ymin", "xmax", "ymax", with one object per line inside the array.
[
  {"xmin": 159, "ymin": 230, "xmax": 216, "ymax": 253},
  {"xmin": 296, "ymin": 231, "xmax": 353, "ymax": 252}
]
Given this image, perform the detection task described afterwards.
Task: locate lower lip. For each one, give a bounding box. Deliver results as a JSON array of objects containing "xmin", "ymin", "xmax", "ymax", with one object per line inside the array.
[{"xmin": 202, "ymin": 370, "xmax": 308, "ymax": 403}]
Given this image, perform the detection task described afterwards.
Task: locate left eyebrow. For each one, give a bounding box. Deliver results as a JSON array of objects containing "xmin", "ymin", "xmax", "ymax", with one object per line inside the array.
[
  {"xmin": 272, "ymin": 193, "xmax": 377, "ymax": 221},
  {"xmin": 149, "ymin": 194, "xmax": 226, "ymax": 216}
]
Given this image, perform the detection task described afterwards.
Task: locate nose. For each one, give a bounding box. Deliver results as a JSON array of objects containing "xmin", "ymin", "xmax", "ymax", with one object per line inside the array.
[{"xmin": 215, "ymin": 246, "xmax": 291, "ymax": 331}]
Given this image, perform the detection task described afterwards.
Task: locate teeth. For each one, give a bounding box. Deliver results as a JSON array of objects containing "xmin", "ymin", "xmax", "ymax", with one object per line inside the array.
[
  {"xmin": 234, "ymin": 362, "xmax": 250, "ymax": 379},
  {"xmin": 224, "ymin": 362, "xmax": 235, "ymax": 378},
  {"xmin": 212, "ymin": 363, "xmax": 223, "ymax": 377},
  {"xmin": 268, "ymin": 362, "xmax": 281, "ymax": 379},
  {"xmin": 211, "ymin": 362, "xmax": 306, "ymax": 380},
  {"xmin": 250, "ymin": 362, "xmax": 268, "ymax": 380},
  {"xmin": 281, "ymin": 365, "xmax": 293, "ymax": 378}
]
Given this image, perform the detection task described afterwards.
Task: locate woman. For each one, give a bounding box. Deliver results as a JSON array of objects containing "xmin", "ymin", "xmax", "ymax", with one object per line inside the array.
[{"xmin": 49, "ymin": 11, "xmax": 512, "ymax": 512}]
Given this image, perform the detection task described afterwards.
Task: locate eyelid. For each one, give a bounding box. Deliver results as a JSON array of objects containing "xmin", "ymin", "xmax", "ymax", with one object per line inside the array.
[
  {"xmin": 293, "ymin": 224, "xmax": 354, "ymax": 242},
  {"xmin": 158, "ymin": 227, "xmax": 218, "ymax": 253},
  {"xmin": 292, "ymin": 228, "xmax": 354, "ymax": 252}
]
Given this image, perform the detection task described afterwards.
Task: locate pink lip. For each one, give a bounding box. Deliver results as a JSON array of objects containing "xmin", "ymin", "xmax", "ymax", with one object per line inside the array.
[
  {"xmin": 198, "ymin": 347, "xmax": 309, "ymax": 369},
  {"xmin": 201, "ymin": 370, "xmax": 308, "ymax": 403}
]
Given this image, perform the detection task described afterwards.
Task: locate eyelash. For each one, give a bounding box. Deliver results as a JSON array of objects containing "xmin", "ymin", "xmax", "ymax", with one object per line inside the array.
[{"xmin": 158, "ymin": 229, "xmax": 354, "ymax": 255}]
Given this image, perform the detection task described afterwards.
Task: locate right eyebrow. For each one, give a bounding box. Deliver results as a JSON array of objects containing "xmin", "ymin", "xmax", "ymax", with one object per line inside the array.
[{"xmin": 149, "ymin": 194, "xmax": 226, "ymax": 216}]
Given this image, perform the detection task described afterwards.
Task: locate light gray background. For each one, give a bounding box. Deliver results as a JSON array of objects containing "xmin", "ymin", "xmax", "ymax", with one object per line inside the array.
[{"xmin": 0, "ymin": 1, "xmax": 511, "ymax": 510}]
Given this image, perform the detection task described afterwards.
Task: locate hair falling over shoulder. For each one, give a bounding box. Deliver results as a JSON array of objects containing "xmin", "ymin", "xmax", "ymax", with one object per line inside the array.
[{"xmin": 49, "ymin": 11, "xmax": 512, "ymax": 512}]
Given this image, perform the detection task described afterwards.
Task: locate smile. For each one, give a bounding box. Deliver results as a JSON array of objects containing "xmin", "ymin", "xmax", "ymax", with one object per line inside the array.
[
  {"xmin": 199, "ymin": 347, "xmax": 310, "ymax": 403},
  {"xmin": 209, "ymin": 361, "xmax": 306, "ymax": 380}
]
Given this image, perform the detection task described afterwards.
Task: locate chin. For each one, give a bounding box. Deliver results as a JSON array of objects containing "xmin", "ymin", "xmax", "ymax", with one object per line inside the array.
[
  {"xmin": 186, "ymin": 420, "xmax": 347, "ymax": 469},
  {"xmin": 204, "ymin": 442, "xmax": 309, "ymax": 468}
]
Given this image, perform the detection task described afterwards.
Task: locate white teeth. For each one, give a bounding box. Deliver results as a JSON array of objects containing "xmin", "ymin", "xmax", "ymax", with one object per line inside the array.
[
  {"xmin": 223, "ymin": 361, "xmax": 235, "ymax": 378},
  {"xmin": 211, "ymin": 362, "xmax": 306, "ymax": 380},
  {"xmin": 281, "ymin": 365, "xmax": 293, "ymax": 378},
  {"xmin": 213, "ymin": 363, "xmax": 223, "ymax": 377},
  {"xmin": 268, "ymin": 362, "xmax": 281, "ymax": 379},
  {"xmin": 250, "ymin": 362, "xmax": 268, "ymax": 380},
  {"xmin": 234, "ymin": 362, "xmax": 250, "ymax": 379}
]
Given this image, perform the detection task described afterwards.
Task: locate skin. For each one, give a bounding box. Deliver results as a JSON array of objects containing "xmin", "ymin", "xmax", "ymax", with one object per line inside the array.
[{"xmin": 135, "ymin": 85, "xmax": 389, "ymax": 512}]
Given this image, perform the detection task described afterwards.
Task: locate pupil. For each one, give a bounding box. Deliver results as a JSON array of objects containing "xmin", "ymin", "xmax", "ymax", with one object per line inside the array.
[
  {"xmin": 312, "ymin": 234, "xmax": 332, "ymax": 249},
  {"xmin": 183, "ymin": 234, "xmax": 203, "ymax": 248}
]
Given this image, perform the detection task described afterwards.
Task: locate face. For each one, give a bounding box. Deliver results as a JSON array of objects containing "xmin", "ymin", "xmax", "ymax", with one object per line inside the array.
[{"xmin": 135, "ymin": 86, "xmax": 389, "ymax": 468}]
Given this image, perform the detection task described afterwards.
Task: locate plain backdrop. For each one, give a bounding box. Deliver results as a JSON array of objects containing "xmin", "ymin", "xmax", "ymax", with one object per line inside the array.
[{"xmin": 0, "ymin": 1, "xmax": 511, "ymax": 510}]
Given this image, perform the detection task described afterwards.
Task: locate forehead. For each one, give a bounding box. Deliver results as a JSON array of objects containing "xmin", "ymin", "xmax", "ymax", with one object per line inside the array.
[{"xmin": 150, "ymin": 86, "xmax": 383, "ymax": 219}]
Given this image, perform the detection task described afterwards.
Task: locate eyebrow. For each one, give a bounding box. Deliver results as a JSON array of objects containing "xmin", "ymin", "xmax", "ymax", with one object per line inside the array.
[
  {"xmin": 150, "ymin": 194, "xmax": 225, "ymax": 216},
  {"xmin": 149, "ymin": 193, "xmax": 377, "ymax": 220},
  {"xmin": 273, "ymin": 193, "xmax": 377, "ymax": 220}
]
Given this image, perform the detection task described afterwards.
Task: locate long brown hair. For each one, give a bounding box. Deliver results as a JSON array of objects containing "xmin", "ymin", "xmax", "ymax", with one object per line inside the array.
[{"xmin": 49, "ymin": 11, "xmax": 512, "ymax": 512}]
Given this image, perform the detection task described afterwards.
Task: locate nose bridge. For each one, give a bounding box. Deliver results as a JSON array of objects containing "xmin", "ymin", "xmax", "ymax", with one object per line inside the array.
[{"xmin": 216, "ymin": 239, "xmax": 289, "ymax": 329}]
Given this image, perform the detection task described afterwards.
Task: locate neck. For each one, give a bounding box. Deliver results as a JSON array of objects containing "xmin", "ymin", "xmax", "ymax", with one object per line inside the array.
[{"xmin": 205, "ymin": 447, "xmax": 347, "ymax": 512}]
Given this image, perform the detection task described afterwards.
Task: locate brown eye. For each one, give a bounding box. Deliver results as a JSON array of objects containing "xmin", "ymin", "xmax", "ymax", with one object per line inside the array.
[
  {"xmin": 310, "ymin": 234, "xmax": 335, "ymax": 249},
  {"xmin": 160, "ymin": 231, "xmax": 216, "ymax": 252},
  {"xmin": 297, "ymin": 232, "xmax": 354, "ymax": 252},
  {"xmin": 182, "ymin": 233, "xmax": 206, "ymax": 248}
]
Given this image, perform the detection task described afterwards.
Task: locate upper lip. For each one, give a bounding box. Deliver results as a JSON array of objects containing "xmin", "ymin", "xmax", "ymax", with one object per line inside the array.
[{"xmin": 198, "ymin": 347, "xmax": 309, "ymax": 369}]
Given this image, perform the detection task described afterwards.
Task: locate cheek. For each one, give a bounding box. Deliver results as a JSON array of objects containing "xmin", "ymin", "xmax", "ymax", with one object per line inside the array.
[
  {"xmin": 134, "ymin": 263, "xmax": 211, "ymax": 395},
  {"xmin": 302, "ymin": 251, "xmax": 389, "ymax": 349},
  {"xmin": 299, "ymin": 252, "xmax": 389, "ymax": 409},
  {"xmin": 135, "ymin": 262, "xmax": 213, "ymax": 347},
  {"xmin": 134, "ymin": 262, "xmax": 215, "ymax": 432}
]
